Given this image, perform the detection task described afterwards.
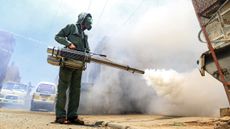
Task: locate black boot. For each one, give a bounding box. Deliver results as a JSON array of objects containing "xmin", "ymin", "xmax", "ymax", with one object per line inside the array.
[
  {"xmin": 55, "ymin": 117, "xmax": 69, "ymax": 124},
  {"xmin": 68, "ymin": 116, "xmax": 84, "ymax": 125}
]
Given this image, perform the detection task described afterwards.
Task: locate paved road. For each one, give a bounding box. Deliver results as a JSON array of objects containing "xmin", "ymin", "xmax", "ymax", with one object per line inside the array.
[{"xmin": 0, "ymin": 109, "xmax": 229, "ymax": 129}]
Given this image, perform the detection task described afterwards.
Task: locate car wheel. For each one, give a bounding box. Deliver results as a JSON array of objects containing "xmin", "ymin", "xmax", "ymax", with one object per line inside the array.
[
  {"xmin": 0, "ymin": 103, "xmax": 3, "ymax": 108},
  {"xmin": 30, "ymin": 101, "xmax": 36, "ymax": 111}
]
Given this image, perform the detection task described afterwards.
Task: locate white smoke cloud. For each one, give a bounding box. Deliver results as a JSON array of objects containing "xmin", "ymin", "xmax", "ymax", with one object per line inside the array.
[
  {"xmin": 144, "ymin": 69, "xmax": 228, "ymax": 116},
  {"xmin": 144, "ymin": 69, "xmax": 184, "ymax": 102},
  {"xmin": 78, "ymin": 0, "xmax": 229, "ymax": 117}
]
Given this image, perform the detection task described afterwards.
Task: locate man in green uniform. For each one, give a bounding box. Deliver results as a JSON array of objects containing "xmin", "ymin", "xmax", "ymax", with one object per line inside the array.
[{"xmin": 54, "ymin": 12, "xmax": 92, "ymax": 124}]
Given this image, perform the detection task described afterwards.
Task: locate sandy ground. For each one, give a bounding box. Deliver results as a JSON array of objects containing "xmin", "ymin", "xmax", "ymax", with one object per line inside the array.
[{"xmin": 0, "ymin": 109, "xmax": 230, "ymax": 129}]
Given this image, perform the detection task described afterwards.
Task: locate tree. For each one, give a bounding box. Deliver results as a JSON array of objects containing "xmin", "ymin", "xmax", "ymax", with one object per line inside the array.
[{"xmin": 4, "ymin": 62, "xmax": 21, "ymax": 83}]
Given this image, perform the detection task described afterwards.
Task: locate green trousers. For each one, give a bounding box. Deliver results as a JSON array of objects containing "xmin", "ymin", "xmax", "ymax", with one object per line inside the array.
[{"xmin": 55, "ymin": 66, "xmax": 82, "ymax": 118}]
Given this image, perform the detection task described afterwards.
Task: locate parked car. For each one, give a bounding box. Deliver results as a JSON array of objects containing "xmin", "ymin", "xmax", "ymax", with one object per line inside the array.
[
  {"xmin": 0, "ymin": 82, "xmax": 29, "ymax": 107},
  {"xmin": 30, "ymin": 82, "xmax": 56, "ymax": 112}
]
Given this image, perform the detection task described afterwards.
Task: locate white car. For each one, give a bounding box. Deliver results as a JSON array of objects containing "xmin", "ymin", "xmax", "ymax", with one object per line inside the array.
[
  {"xmin": 0, "ymin": 82, "xmax": 29, "ymax": 106},
  {"xmin": 30, "ymin": 82, "xmax": 56, "ymax": 112}
]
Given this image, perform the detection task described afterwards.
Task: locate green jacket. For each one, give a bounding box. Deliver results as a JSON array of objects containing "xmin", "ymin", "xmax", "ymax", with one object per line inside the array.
[{"xmin": 55, "ymin": 24, "xmax": 90, "ymax": 52}]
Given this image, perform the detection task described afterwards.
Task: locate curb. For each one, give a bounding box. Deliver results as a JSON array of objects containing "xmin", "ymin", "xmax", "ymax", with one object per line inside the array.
[{"xmin": 101, "ymin": 121, "xmax": 136, "ymax": 129}]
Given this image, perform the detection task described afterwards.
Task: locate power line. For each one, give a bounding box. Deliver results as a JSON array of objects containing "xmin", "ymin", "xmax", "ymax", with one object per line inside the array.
[
  {"xmin": 123, "ymin": 0, "xmax": 145, "ymax": 25},
  {"xmin": 90, "ymin": 0, "xmax": 109, "ymax": 40},
  {"xmin": 95, "ymin": 0, "xmax": 109, "ymax": 28},
  {"xmin": 91, "ymin": 0, "xmax": 146, "ymax": 41},
  {"xmin": 0, "ymin": 29, "xmax": 47, "ymax": 47},
  {"xmin": 105, "ymin": 0, "xmax": 145, "ymax": 37}
]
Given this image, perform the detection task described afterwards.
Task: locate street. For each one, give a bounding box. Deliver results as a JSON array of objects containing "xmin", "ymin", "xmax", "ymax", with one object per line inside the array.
[{"xmin": 1, "ymin": 109, "xmax": 229, "ymax": 129}]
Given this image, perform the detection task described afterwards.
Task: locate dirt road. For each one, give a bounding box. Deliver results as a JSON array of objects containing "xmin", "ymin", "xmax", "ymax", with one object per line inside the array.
[{"xmin": 0, "ymin": 109, "xmax": 230, "ymax": 129}]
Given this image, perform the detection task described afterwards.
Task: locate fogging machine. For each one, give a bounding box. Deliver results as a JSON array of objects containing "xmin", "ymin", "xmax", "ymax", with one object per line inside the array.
[{"xmin": 47, "ymin": 47, "xmax": 144, "ymax": 74}]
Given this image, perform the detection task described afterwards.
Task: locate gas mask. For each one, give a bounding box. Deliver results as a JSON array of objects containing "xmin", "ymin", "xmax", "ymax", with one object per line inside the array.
[{"xmin": 83, "ymin": 16, "xmax": 92, "ymax": 30}]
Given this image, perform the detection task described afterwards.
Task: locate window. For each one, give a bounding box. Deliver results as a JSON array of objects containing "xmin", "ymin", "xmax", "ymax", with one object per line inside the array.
[{"xmin": 36, "ymin": 84, "xmax": 55, "ymax": 94}]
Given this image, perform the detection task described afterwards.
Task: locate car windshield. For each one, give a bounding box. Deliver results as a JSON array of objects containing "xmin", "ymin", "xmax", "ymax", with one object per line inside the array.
[
  {"xmin": 36, "ymin": 84, "xmax": 55, "ymax": 94},
  {"xmin": 2, "ymin": 82, "xmax": 27, "ymax": 92}
]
